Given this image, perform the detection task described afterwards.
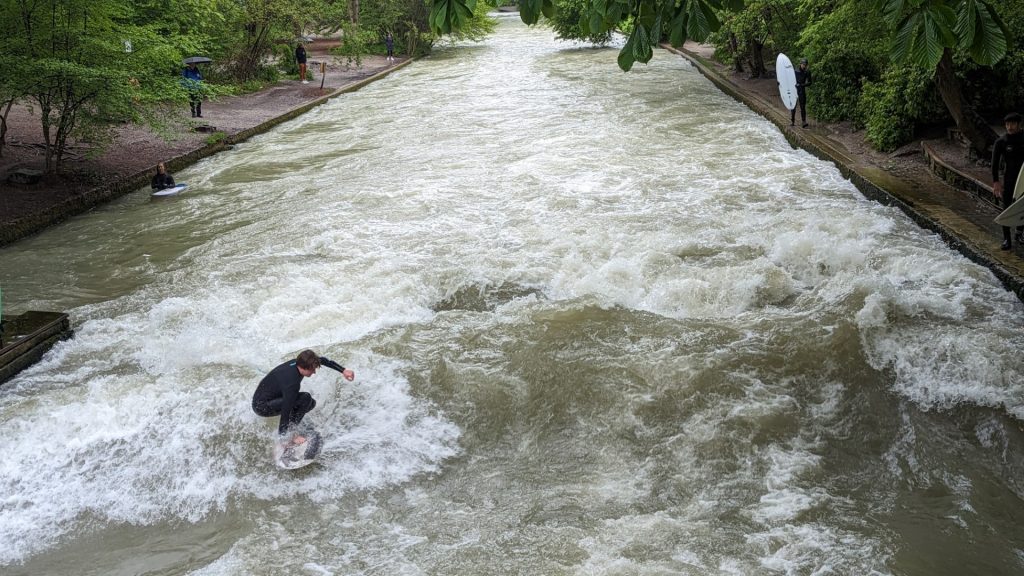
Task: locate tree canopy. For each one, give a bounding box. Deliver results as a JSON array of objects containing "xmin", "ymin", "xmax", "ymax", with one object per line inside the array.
[{"xmin": 0, "ymin": 0, "xmax": 487, "ymax": 173}]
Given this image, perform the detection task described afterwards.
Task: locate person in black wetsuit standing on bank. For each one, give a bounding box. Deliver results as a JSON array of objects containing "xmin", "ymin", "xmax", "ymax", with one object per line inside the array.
[
  {"xmin": 252, "ymin": 349, "xmax": 355, "ymax": 444},
  {"xmin": 993, "ymin": 112, "xmax": 1024, "ymax": 251},
  {"xmin": 792, "ymin": 58, "xmax": 812, "ymax": 128}
]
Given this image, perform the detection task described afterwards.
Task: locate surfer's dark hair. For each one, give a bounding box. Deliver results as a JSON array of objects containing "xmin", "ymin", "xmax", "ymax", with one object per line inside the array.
[
  {"xmin": 1005, "ymin": 112, "xmax": 1022, "ymax": 124},
  {"xmin": 296, "ymin": 350, "xmax": 321, "ymax": 370}
]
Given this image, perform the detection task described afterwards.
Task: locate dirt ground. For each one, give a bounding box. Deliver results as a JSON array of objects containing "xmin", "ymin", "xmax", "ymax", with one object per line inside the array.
[
  {"xmin": 0, "ymin": 38, "xmax": 1004, "ymax": 247},
  {"xmin": 0, "ymin": 39, "xmax": 399, "ymax": 236}
]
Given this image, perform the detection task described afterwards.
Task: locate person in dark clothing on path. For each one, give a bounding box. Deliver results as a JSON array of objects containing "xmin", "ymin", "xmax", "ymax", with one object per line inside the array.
[
  {"xmin": 151, "ymin": 162, "xmax": 175, "ymax": 190},
  {"xmin": 182, "ymin": 62, "xmax": 204, "ymax": 118},
  {"xmin": 385, "ymin": 32, "xmax": 395, "ymax": 62},
  {"xmin": 792, "ymin": 58, "xmax": 812, "ymax": 128},
  {"xmin": 252, "ymin": 349, "xmax": 355, "ymax": 444},
  {"xmin": 296, "ymin": 42, "xmax": 308, "ymax": 84},
  {"xmin": 992, "ymin": 111, "xmax": 1024, "ymax": 250}
]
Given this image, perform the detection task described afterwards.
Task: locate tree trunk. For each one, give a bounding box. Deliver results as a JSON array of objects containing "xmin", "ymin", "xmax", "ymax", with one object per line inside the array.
[
  {"xmin": 749, "ymin": 38, "xmax": 766, "ymax": 78},
  {"xmin": 349, "ymin": 0, "xmax": 360, "ymax": 24},
  {"xmin": 0, "ymin": 99, "xmax": 14, "ymax": 158},
  {"xmin": 935, "ymin": 48, "xmax": 998, "ymax": 157},
  {"xmin": 729, "ymin": 33, "xmax": 743, "ymax": 73},
  {"xmin": 39, "ymin": 99, "xmax": 54, "ymax": 173}
]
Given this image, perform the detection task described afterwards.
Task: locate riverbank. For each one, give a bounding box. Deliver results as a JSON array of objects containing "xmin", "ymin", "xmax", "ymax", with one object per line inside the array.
[
  {"xmin": 0, "ymin": 41, "xmax": 410, "ymax": 246},
  {"xmin": 665, "ymin": 41, "xmax": 1024, "ymax": 302}
]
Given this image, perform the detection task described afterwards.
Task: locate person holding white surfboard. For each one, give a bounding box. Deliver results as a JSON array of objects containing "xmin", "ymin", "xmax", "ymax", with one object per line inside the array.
[
  {"xmin": 792, "ymin": 58, "xmax": 812, "ymax": 128},
  {"xmin": 992, "ymin": 112, "xmax": 1024, "ymax": 251},
  {"xmin": 252, "ymin": 349, "xmax": 355, "ymax": 446},
  {"xmin": 150, "ymin": 162, "xmax": 175, "ymax": 191}
]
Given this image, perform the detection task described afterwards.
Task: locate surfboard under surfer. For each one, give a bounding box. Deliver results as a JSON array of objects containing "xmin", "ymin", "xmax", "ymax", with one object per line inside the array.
[{"xmin": 252, "ymin": 349, "xmax": 355, "ymax": 445}]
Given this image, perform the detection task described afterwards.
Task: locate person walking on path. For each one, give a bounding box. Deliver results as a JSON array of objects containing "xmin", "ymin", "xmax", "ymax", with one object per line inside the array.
[
  {"xmin": 182, "ymin": 62, "xmax": 204, "ymax": 118},
  {"xmin": 251, "ymin": 349, "xmax": 355, "ymax": 444},
  {"xmin": 992, "ymin": 112, "xmax": 1024, "ymax": 251},
  {"xmin": 791, "ymin": 58, "xmax": 812, "ymax": 128},
  {"xmin": 150, "ymin": 162, "xmax": 175, "ymax": 190},
  {"xmin": 296, "ymin": 42, "xmax": 309, "ymax": 84},
  {"xmin": 385, "ymin": 32, "xmax": 395, "ymax": 62}
]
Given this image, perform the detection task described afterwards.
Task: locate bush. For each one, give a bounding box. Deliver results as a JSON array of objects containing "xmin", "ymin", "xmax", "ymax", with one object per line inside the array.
[
  {"xmin": 858, "ymin": 65, "xmax": 947, "ymax": 151},
  {"xmin": 205, "ymin": 131, "xmax": 227, "ymax": 145},
  {"xmin": 796, "ymin": 1, "xmax": 889, "ymax": 123},
  {"xmin": 545, "ymin": 0, "xmax": 613, "ymax": 45},
  {"xmin": 274, "ymin": 43, "xmax": 300, "ymax": 76}
]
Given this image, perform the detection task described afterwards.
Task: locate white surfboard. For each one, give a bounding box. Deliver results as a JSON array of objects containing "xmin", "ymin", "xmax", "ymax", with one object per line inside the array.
[
  {"xmin": 776, "ymin": 53, "xmax": 798, "ymax": 111},
  {"xmin": 994, "ymin": 170, "xmax": 1024, "ymax": 227},
  {"xmin": 151, "ymin": 183, "xmax": 187, "ymax": 197},
  {"xmin": 273, "ymin": 428, "xmax": 323, "ymax": 470}
]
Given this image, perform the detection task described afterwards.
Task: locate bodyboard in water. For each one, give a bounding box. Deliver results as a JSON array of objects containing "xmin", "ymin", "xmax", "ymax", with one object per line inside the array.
[{"xmin": 151, "ymin": 183, "xmax": 188, "ymax": 197}]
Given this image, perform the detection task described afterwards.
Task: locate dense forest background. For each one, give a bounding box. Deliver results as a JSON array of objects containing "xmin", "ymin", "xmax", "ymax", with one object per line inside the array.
[{"xmin": 2, "ymin": 0, "xmax": 1021, "ymax": 174}]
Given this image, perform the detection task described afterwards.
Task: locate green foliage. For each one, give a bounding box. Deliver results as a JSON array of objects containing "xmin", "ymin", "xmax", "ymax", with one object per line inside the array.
[
  {"xmin": 205, "ymin": 131, "xmax": 228, "ymax": 145},
  {"xmin": 875, "ymin": 0, "xmax": 1009, "ymax": 68},
  {"xmin": 510, "ymin": 0, "xmax": 745, "ymax": 71},
  {"xmin": 0, "ymin": 0, "xmax": 185, "ymax": 172},
  {"xmin": 272, "ymin": 43, "xmax": 313, "ymax": 80},
  {"xmin": 709, "ymin": 0, "xmax": 801, "ymax": 76},
  {"xmin": 969, "ymin": 0, "xmax": 1024, "ymax": 113},
  {"xmin": 430, "ymin": 0, "xmax": 481, "ymax": 34},
  {"xmin": 329, "ymin": 22, "xmax": 378, "ymax": 67},
  {"xmin": 544, "ymin": 0, "xmax": 613, "ymax": 44},
  {"xmin": 858, "ymin": 64, "xmax": 947, "ymax": 151},
  {"xmin": 795, "ymin": 0, "xmax": 890, "ymax": 122}
]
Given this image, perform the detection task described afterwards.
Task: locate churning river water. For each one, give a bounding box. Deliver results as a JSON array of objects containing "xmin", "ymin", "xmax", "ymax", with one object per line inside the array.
[{"xmin": 2, "ymin": 14, "xmax": 1024, "ymax": 576}]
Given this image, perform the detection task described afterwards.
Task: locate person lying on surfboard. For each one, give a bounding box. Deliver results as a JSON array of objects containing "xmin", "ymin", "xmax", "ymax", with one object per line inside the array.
[
  {"xmin": 151, "ymin": 162, "xmax": 176, "ymax": 190},
  {"xmin": 251, "ymin": 349, "xmax": 355, "ymax": 445}
]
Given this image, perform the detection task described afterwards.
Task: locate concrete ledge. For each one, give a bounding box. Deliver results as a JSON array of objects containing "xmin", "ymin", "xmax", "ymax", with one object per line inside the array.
[
  {"xmin": 921, "ymin": 141, "xmax": 998, "ymax": 207},
  {"xmin": 0, "ymin": 311, "xmax": 73, "ymax": 385}
]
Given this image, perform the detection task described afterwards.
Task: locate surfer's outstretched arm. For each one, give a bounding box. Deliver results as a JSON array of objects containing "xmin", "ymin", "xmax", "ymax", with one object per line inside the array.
[{"xmin": 319, "ymin": 356, "xmax": 355, "ymax": 381}]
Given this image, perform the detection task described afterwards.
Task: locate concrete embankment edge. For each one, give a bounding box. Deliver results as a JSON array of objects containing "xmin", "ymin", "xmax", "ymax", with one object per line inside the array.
[
  {"xmin": 662, "ymin": 44, "xmax": 1024, "ymax": 303},
  {"xmin": 0, "ymin": 59, "xmax": 414, "ymax": 248}
]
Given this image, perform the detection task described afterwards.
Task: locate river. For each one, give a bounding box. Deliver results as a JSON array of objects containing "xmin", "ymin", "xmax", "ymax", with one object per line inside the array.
[{"xmin": 2, "ymin": 13, "xmax": 1024, "ymax": 576}]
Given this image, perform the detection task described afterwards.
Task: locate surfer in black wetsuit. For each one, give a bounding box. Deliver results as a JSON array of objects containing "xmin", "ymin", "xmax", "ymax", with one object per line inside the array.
[
  {"xmin": 992, "ymin": 112, "xmax": 1024, "ymax": 251},
  {"xmin": 792, "ymin": 58, "xmax": 811, "ymax": 128},
  {"xmin": 252, "ymin": 349, "xmax": 355, "ymax": 444},
  {"xmin": 151, "ymin": 162, "xmax": 175, "ymax": 190}
]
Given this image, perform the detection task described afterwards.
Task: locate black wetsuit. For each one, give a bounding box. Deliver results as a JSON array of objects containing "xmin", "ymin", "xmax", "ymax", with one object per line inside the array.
[
  {"xmin": 151, "ymin": 172, "xmax": 175, "ymax": 190},
  {"xmin": 251, "ymin": 357, "xmax": 345, "ymax": 434},
  {"xmin": 792, "ymin": 67, "xmax": 812, "ymax": 125},
  {"xmin": 992, "ymin": 130, "xmax": 1024, "ymax": 241}
]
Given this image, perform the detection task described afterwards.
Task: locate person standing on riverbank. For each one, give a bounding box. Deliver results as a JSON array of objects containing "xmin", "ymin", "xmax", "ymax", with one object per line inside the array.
[
  {"xmin": 182, "ymin": 62, "xmax": 203, "ymax": 118},
  {"xmin": 296, "ymin": 42, "xmax": 308, "ymax": 84},
  {"xmin": 993, "ymin": 112, "xmax": 1024, "ymax": 251},
  {"xmin": 385, "ymin": 32, "xmax": 395, "ymax": 62},
  {"xmin": 792, "ymin": 58, "xmax": 812, "ymax": 128},
  {"xmin": 252, "ymin": 349, "xmax": 355, "ymax": 444}
]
